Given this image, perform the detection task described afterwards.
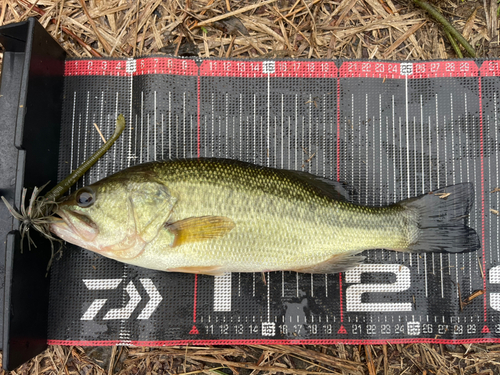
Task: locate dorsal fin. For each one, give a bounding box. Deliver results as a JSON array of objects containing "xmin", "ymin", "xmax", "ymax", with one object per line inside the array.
[{"xmin": 279, "ymin": 170, "xmax": 353, "ymax": 202}]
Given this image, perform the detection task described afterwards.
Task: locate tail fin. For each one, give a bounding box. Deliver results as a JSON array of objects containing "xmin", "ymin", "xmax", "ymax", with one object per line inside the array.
[{"xmin": 400, "ymin": 183, "xmax": 480, "ymax": 253}]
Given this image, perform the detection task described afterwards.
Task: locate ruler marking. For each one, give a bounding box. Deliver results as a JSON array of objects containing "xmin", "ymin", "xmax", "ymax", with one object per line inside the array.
[
  {"xmin": 154, "ymin": 91, "xmax": 157, "ymax": 160},
  {"xmin": 435, "ymin": 93, "xmax": 439, "ymax": 188},
  {"xmin": 84, "ymin": 91, "xmax": 90, "ymax": 186},
  {"xmin": 465, "ymin": 92, "xmax": 473, "ymax": 294},
  {"xmin": 478, "ymin": 75, "xmax": 487, "ymax": 322},
  {"xmin": 168, "ymin": 92, "xmax": 172, "ymax": 159},
  {"xmin": 147, "ymin": 115, "xmax": 150, "ymax": 162},
  {"xmin": 351, "ymin": 93, "xmax": 354, "ymax": 200},
  {"xmin": 440, "ymin": 253, "xmax": 444, "ymax": 298},
  {"xmin": 429, "ymin": 115, "xmax": 432, "ymax": 189},
  {"xmin": 254, "ymin": 94, "xmax": 257, "ymax": 163},
  {"xmin": 413, "ymin": 115, "xmax": 417, "ymax": 196},
  {"xmin": 140, "ymin": 91, "xmax": 144, "ymax": 164},
  {"xmin": 325, "ymin": 274, "xmax": 328, "ymax": 298},
  {"xmin": 495, "ymin": 92, "xmax": 499, "ymax": 262},
  {"xmin": 424, "ymin": 253, "xmax": 428, "ymax": 298},
  {"xmin": 69, "ymin": 92, "xmax": 77, "ymax": 192},
  {"xmin": 183, "ymin": 92, "xmax": 186, "ymax": 156},
  {"xmin": 336, "ymin": 75, "xmax": 340, "ymax": 181},
  {"xmin": 267, "ymin": 273, "xmax": 270, "ymax": 322},
  {"xmin": 240, "ymin": 93, "xmax": 243, "ymax": 160},
  {"xmin": 405, "ymin": 75, "xmax": 410, "ymax": 198},
  {"xmin": 99, "ymin": 91, "xmax": 104, "ymax": 180},
  {"xmin": 296, "ymin": 272, "xmax": 299, "ymax": 298},
  {"xmin": 161, "ymin": 113, "xmax": 164, "ymax": 158},
  {"xmin": 281, "ymin": 94, "xmax": 284, "ymax": 169},
  {"xmin": 281, "ymin": 271, "xmax": 284, "ymax": 298},
  {"xmin": 309, "ymin": 93, "xmax": 312, "ymax": 171},
  {"xmin": 420, "ymin": 95, "xmax": 424, "ymax": 192},
  {"xmin": 365, "ymin": 93, "xmax": 369, "ymax": 205},
  {"xmin": 311, "ymin": 273, "xmax": 314, "ymax": 297},
  {"xmin": 392, "ymin": 95, "xmax": 398, "ymax": 261},
  {"xmin": 214, "ymin": 273, "xmax": 232, "ymax": 312},
  {"xmin": 115, "ymin": 92, "xmax": 121, "ymax": 174}
]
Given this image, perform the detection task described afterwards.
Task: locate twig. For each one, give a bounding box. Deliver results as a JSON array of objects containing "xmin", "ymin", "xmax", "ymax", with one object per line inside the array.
[
  {"xmin": 108, "ymin": 346, "xmax": 117, "ymax": 375},
  {"xmin": 93, "ymin": 123, "xmax": 107, "ymax": 144},
  {"xmin": 383, "ymin": 21, "xmax": 426, "ymax": 58},
  {"xmin": 365, "ymin": 345, "xmax": 376, "ymax": 375},
  {"xmin": 78, "ymin": 0, "xmax": 113, "ymax": 55},
  {"xmin": 285, "ymin": 0, "xmax": 323, "ymax": 19},
  {"xmin": 457, "ymin": 282, "xmax": 464, "ymax": 311},
  {"xmin": 186, "ymin": 355, "xmax": 336, "ymax": 375},
  {"xmin": 477, "ymin": 256, "xmax": 484, "ymax": 279},
  {"xmin": 132, "ymin": 0, "xmax": 141, "ymax": 57},
  {"xmin": 19, "ymin": 0, "xmax": 39, "ymax": 20},
  {"xmin": 55, "ymin": 0, "xmax": 65, "ymax": 37},
  {"xmin": 16, "ymin": 0, "xmax": 102, "ymax": 57},
  {"xmin": 198, "ymin": 0, "xmax": 277, "ymax": 26},
  {"xmin": 413, "ymin": 0, "xmax": 476, "ymax": 57},
  {"xmin": 0, "ymin": 0, "xmax": 7, "ymax": 25}
]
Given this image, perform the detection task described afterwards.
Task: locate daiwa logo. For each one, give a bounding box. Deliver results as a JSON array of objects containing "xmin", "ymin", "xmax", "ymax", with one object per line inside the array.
[{"xmin": 81, "ymin": 279, "xmax": 162, "ymax": 320}]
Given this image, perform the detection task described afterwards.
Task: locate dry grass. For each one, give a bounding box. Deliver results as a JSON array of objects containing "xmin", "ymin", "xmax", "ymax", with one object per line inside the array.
[
  {"xmin": 1, "ymin": 0, "xmax": 500, "ymax": 374},
  {"xmin": 4, "ymin": 343, "xmax": 500, "ymax": 375},
  {"xmin": 0, "ymin": 0, "xmax": 499, "ymax": 61}
]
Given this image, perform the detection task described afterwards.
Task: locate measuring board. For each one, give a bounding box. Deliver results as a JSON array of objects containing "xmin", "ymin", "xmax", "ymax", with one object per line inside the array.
[{"xmin": 47, "ymin": 58, "xmax": 500, "ymax": 345}]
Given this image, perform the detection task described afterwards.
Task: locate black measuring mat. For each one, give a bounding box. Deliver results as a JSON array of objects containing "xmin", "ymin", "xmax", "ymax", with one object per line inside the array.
[{"xmin": 48, "ymin": 58, "xmax": 500, "ymax": 345}]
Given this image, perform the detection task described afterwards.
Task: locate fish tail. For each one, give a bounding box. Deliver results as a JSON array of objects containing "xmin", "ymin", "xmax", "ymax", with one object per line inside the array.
[{"xmin": 399, "ymin": 182, "xmax": 480, "ymax": 253}]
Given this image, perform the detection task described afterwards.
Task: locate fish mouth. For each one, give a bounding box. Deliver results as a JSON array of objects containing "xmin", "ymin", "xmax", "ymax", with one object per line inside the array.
[{"xmin": 50, "ymin": 209, "xmax": 99, "ymax": 247}]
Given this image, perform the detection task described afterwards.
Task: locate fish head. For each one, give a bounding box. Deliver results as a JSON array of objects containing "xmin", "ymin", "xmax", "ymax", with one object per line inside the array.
[{"xmin": 50, "ymin": 175, "xmax": 175, "ymax": 260}]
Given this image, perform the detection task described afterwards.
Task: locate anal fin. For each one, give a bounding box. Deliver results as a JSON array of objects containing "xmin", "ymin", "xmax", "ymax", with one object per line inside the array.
[
  {"xmin": 167, "ymin": 266, "xmax": 224, "ymax": 276},
  {"xmin": 288, "ymin": 252, "xmax": 365, "ymax": 274}
]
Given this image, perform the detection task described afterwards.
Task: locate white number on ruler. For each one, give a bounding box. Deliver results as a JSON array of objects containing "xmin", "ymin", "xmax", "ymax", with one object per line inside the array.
[
  {"xmin": 345, "ymin": 264, "xmax": 412, "ymax": 312},
  {"xmin": 400, "ymin": 63, "xmax": 413, "ymax": 75},
  {"xmin": 489, "ymin": 266, "xmax": 500, "ymax": 311},
  {"xmin": 388, "ymin": 64, "xmax": 398, "ymax": 74},
  {"xmin": 407, "ymin": 322, "xmax": 420, "ymax": 335},
  {"xmin": 415, "ymin": 64, "xmax": 425, "ymax": 73}
]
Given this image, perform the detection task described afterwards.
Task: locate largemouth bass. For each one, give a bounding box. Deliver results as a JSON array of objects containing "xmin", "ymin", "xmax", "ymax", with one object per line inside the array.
[{"xmin": 50, "ymin": 158, "xmax": 480, "ymax": 275}]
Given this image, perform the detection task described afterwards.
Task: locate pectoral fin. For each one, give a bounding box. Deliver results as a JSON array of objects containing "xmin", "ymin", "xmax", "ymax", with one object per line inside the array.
[
  {"xmin": 168, "ymin": 266, "xmax": 224, "ymax": 276},
  {"xmin": 166, "ymin": 216, "xmax": 235, "ymax": 247}
]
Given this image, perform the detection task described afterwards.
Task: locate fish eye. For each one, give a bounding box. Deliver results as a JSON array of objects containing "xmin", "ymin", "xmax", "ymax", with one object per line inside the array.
[{"xmin": 76, "ymin": 187, "xmax": 95, "ymax": 207}]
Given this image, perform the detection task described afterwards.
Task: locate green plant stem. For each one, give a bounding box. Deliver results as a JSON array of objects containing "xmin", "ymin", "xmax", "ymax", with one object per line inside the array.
[
  {"xmin": 413, "ymin": 0, "xmax": 476, "ymax": 57},
  {"xmin": 43, "ymin": 114, "xmax": 126, "ymax": 202},
  {"xmin": 444, "ymin": 28, "xmax": 463, "ymax": 58}
]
